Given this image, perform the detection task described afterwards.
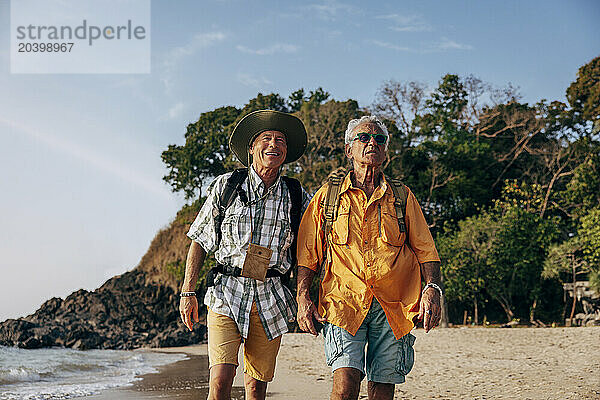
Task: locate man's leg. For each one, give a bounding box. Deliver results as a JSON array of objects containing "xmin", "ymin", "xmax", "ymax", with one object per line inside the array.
[
  {"xmin": 208, "ymin": 364, "xmax": 237, "ymax": 400},
  {"xmin": 207, "ymin": 308, "xmax": 242, "ymax": 400},
  {"xmin": 242, "ymin": 303, "xmax": 282, "ymax": 400},
  {"xmin": 365, "ymin": 300, "xmax": 416, "ymax": 400},
  {"xmin": 367, "ymin": 381, "xmax": 394, "ymax": 400},
  {"xmin": 323, "ymin": 321, "xmax": 368, "ymax": 400},
  {"xmin": 331, "ymin": 368, "xmax": 362, "ymax": 400},
  {"xmin": 244, "ymin": 373, "xmax": 268, "ymax": 400}
]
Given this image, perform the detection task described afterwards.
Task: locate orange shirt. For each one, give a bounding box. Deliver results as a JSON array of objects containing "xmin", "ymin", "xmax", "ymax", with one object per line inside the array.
[{"xmin": 297, "ymin": 173, "xmax": 440, "ymax": 339}]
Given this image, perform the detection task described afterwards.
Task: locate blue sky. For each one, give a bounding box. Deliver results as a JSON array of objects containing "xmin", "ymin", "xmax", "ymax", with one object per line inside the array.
[{"xmin": 0, "ymin": 0, "xmax": 598, "ymax": 321}]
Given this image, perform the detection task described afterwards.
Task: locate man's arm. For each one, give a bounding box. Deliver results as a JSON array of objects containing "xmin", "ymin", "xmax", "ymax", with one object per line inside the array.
[
  {"xmin": 296, "ymin": 266, "xmax": 325, "ymax": 336},
  {"xmin": 179, "ymin": 241, "xmax": 207, "ymax": 331},
  {"xmin": 418, "ymin": 261, "xmax": 442, "ymax": 333}
]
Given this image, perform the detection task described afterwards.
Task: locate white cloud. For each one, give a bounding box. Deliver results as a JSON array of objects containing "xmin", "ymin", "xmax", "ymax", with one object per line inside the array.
[
  {"xmin": 434, "ymin": 37, "xmax": 473, "ymax": 51},
  {"xmin": 166, "ymin": 102, "xmax": 186, "ymax": 119},
  {"xmin": 304, "ymin": 0, "xmax": 357, "ymax": 20},
  {"xmin": 236, "ymin": 73, "xmax": 273, "ymax": 88},
  {"xmin": 371, "ymin": 37, "xmax": 473, "ymax": 53},
  {"xmin": 164, "ymin": 32, "xmax": 227, "ymax": 67},
  {"xmin": 376, "ymin": 13, "xmax": 432, "ymax": 32},
  {"xmin": 0, "ymin": 117, "xmax": 172, "ymax": 200},
  {"xmin": 161, "ymin": 32, "xmax": 227, "ymax": 94},
  {"xmin": 371, "ymin": 40, "xmax": 413, "ymax": 52},
  {"xmin": 236, "ymin": 43, "xmax": 299, "ymax": 55}
]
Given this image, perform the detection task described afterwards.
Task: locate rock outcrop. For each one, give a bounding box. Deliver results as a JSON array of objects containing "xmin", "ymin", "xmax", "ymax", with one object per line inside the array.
[{"xmin": 0, "ymin": 269, "xmax": 205, "ymax": 350}]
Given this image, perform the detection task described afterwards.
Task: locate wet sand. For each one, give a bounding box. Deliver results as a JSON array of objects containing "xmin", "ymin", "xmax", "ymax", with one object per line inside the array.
[{"xmin": 88, "ymin": 326, "xmax": 600, "ymax": 399}]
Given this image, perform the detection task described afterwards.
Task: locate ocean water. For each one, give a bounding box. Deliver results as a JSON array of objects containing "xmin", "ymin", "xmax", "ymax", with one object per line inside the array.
[{"xmin": 0, "ymin": 345, "xmax": 187, "ymax": 400}]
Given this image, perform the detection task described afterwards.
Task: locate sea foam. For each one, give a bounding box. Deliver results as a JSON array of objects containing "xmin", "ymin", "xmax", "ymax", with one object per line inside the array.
[{"xmin": 0, "ymin": 345, "xmax": 187, "ymax": 399}]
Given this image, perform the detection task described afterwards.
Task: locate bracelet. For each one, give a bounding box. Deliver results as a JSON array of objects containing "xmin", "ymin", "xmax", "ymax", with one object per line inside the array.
[
  {"xmin": 180, "ymin": 291, "xmax": 196, "ymax": 297},
  {"xmin": 422, "ymin": 283, "xmax": 443, "ymax": 297}
]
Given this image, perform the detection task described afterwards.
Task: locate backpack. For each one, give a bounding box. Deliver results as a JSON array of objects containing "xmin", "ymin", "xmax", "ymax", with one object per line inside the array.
[
  {"xmin": 206, "ymin": 168, "xmax": 302, "ymax": 287},
  {"xmin": 321, "ymin": 169, "xmax": 409, "ymax": 264}
]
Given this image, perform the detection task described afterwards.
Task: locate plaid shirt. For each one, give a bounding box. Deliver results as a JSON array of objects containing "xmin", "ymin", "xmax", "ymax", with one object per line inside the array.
[{"xmin": 188, "ymin": 166, "xmax": 310, "ymax": 340}]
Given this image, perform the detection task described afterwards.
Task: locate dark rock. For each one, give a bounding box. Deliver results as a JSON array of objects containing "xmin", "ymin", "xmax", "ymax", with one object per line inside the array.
[
  {"xmin": 21, "ymin": 336, "xmax": 41, "ymax": 349},
  {"xmin": 0, "ymin": 319, "xmax": 35, "ymax": 345},
  {"xmin": 0, "ymin": 270, "xmax": 206, "ymax": 350}
]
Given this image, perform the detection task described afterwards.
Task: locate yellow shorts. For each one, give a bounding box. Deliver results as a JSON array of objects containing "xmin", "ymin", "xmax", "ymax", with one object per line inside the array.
[{"xmin": 207, "ymin": 303, "xmax": 282, "ymax": 382}]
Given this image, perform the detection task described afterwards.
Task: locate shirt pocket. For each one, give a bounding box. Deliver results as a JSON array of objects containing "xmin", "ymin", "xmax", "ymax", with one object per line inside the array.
[
  {"xmin": 330, "ymin": 201, "xmax": 350, "ymax": 245},
  {"xmin": 380, "ymin": 205, "xmax": 405, "ymax": 247},
  {"xmin": 221, "ymin": 213, "xmax": 245, "ymax": 248}
]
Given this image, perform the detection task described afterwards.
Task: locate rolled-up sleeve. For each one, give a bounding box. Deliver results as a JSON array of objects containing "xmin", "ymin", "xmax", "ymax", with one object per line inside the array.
[{"xmin": 404, "ymin": 189, "xmax": 440, "ymax": 264}]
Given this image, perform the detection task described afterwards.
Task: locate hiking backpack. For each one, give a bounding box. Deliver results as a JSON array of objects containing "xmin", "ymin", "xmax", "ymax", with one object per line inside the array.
[{"xmin": 320, "ymin": 169, "xmax": 409, "ymax": 262}]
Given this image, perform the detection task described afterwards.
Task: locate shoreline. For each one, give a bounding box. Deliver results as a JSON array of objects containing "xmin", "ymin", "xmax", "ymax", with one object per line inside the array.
[
  {"xmin": 86, "ymin": 327, "xmax": 600, "ymax": 400},
  {"xmin": 85, "ymin": 347, "xmax": 245, "ymax": 400}
]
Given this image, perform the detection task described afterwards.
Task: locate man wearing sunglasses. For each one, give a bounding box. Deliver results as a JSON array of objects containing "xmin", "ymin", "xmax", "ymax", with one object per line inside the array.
[{"xmin": 296, "ymin": 115, "xmax": 442, "ymax": 400}]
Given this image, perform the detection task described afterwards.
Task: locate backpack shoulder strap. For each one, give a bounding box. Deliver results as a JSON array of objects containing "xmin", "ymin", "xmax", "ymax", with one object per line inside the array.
[
  {"xmin": 281, "ymin": 176, "xmax": 302, "ymax": 269},
  {"xmin": 322, "ymin": 169, "xmax": 347, "ymax": 240},
  {"xmin": 387, "ymin": 178, "xmax": 408, "ymax": 234},
  {"xmin": 216, "ymin": 168, "xmax": 248, "ymax": 245}
]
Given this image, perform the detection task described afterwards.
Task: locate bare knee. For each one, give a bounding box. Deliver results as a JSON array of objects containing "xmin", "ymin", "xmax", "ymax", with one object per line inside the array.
[
  {"xmin": 244, "ymin": 374, "xmax": 268, "ymax": 400},
  {"xmin": 331, "ymin": 368, "xmax": 361, "ymax": 400},
  {"xmin": 208, "ymin": 364, "xmax": 236, "ymax": 400}
]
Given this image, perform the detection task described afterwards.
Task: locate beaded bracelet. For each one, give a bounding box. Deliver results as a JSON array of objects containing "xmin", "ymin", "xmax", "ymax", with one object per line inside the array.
[
  {"xmin": 422, "ymin": 282, "xmax": 443, "ymax": 297},
  {"xmin": 180, "ymin": 291, "xmax": 196, "ymax": 297}
]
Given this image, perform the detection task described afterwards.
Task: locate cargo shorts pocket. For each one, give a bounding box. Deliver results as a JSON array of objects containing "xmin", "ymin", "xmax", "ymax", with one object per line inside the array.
[
  {"xmin": 323, "ymin": 323, "xmax": 343, "ymax": 366},
  {"xmin": 395, "ymin": 333, "xmax": 416, "ymax": 375}
]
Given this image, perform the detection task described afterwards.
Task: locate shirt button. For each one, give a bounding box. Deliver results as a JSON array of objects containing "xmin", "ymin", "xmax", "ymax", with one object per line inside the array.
[{"xmin": 364, "ymin": 240, "xmax": 368, "ymax": 244}]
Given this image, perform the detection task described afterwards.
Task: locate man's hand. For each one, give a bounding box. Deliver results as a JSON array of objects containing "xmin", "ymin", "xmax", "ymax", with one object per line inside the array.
[
  {"xmin": 297, "ymin": 296, "xmax": 326, "ymax": 336},
  {"xmin": 179, "ymin": 296, "xmax": 199, "ymax": 331},
  {"xmin": 418, "ymin": 287, "xmax": 441, "ymax": 333}
]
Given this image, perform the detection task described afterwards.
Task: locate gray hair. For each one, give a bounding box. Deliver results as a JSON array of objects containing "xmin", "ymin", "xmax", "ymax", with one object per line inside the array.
[{"xmin": 344, "ymin": 115, "xmax": 389, "ymax": 146}]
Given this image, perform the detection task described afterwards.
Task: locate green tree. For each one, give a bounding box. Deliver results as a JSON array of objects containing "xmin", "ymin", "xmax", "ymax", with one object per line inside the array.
[
  {"xmin": 486, "ymin": 191, "xmax": 560, "ymax": 322},
  {"xmin": 578, "ymin": 207, "xmax": 600, "ymax": 278},
  {"xmin": 562, "ymin": 142, "xmax": 600, "ymax": 218},
  {"xmin": 566, "ymin": 55, "xmax": 600, "ymax": 130},
  {"xmin": 543, "ymin": 237, "xmax": 590, "ymax": 324},
  {"xmin": 402, "ymin": 75, "xmax": 496, "ymax": 229},
  {"xmin": 286, "ymin": 98, "xmax": 362, "ymax": 193},
  {"xmin": 162, "ymin": 106, "xmax": 241, "ymax": 199},
  {"xmin": 438, "ymin": 213, "xmax": 496, "ymax": 324}
]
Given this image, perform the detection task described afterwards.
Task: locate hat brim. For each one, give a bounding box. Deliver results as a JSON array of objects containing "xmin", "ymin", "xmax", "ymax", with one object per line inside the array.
[{"xmin": 229, "ymin": 110, "xmax": 307, "ymax": 167}]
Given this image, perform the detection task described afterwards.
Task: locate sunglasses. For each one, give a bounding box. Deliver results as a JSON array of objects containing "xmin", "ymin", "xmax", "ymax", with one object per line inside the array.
[{"xmin": 353, "ymin": 132, "xmax": 388, "ymax": 145}]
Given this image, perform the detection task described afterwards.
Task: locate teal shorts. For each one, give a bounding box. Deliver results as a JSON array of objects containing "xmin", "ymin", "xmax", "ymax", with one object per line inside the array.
[{"xmin": 322, "ymin": 299, "xmax": 416, "ymax": 384}]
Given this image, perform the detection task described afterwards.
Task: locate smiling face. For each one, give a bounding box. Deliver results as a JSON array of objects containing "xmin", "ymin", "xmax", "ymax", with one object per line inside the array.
[
  {"xmin": 345, "ymin": 122, "xmax": 387, "ymax": 168},
  {"xmin": 249, "ymin": 130, "xmax": 288, "ymax": 170}
]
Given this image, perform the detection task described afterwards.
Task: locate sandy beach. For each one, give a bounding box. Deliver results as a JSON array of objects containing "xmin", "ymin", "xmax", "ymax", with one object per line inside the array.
[{"xmin": 89, "ymin": 326, "xmax": 600, "ymax": 399}]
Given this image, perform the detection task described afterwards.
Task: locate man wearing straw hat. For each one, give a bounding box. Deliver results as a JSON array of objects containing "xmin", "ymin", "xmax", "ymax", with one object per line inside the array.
[{"xmin": 179, "ymin": 110, "xmax": 310, "ymax": 400}]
